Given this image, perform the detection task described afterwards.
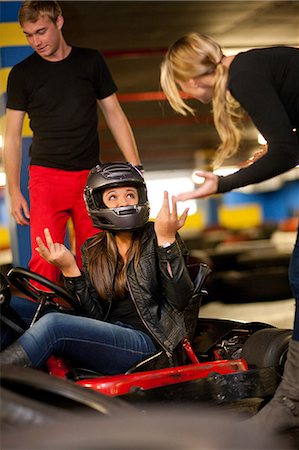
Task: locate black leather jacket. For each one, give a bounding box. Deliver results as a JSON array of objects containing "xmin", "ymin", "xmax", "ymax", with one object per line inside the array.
[{"xmin": 63, "ymin": 222, "xmax": 195, "ymax": 357}]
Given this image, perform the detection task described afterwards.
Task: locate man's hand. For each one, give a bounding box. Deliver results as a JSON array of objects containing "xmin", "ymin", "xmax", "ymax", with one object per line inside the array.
[{"xmin": 10, "ymin": 190, "xmax": 30, "ymax": 225}]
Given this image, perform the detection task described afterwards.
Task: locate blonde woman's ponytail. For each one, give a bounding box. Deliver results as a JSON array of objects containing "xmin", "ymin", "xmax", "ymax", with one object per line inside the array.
[{"xmin": 212, "ymin": 63, "xmax": 244, "ymax": 168}]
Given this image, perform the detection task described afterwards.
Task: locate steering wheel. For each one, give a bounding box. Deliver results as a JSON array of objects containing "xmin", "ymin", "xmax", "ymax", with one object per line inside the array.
[{"xmin": 6, "ymin": 267, "xmax": 81, "ymax": 326}]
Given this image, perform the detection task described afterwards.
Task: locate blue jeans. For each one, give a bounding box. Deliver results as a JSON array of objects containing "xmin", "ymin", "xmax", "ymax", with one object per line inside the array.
[
  {"xmin": 1, "ymin": 297, "xmax": 57, "ymax": 349},
  {"xmin": 17, "ymin": 312, "xmax": 157, "ymax": 374},
  {"xmin": 289, "ymin": 224, "xmax": 299, "ymax": 341}
]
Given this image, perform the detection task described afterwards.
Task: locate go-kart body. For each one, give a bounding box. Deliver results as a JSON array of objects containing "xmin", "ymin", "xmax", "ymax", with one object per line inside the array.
[
  {"xmin": 44, "ymin": 316, "xmax": 280, "ymax": 405},
  {"xmin": 0, "ymin": 268, "xmax": 289, "ymax": 408}
]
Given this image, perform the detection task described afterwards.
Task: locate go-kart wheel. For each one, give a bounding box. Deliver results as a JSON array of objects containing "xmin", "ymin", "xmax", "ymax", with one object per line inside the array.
[
  {"xmin": 2, "ymin": 402, "xmax": 291, "ymax": 450},
  {"xmin": 241, "ymin": 328, "xmax": 292, "ymax": 372},
  {"xmin": 1, "ymin": 386, "xmax": 73, "ymax": 426},
  {"xmin": 0, "ymin": 365, "xmax": 135, "ymax": 427},
  {"xmin": 6, "ymin": 267, "xmax": 80, "ymax": 312}
]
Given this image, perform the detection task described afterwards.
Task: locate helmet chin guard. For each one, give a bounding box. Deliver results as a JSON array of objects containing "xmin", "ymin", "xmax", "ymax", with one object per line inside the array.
[{"xmin": 84, "ymin": 162, "xmax": 150, "ymax": 231}]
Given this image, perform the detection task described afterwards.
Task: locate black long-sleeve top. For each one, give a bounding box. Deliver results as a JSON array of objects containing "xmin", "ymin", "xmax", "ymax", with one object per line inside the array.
[{"xmin": 217, "ymin": 46, "xmax": 299, "ymax": 194}]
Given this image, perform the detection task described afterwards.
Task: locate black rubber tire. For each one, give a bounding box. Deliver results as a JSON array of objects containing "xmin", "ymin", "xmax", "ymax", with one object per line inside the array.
[
  {"xmin": 241, "ymin": 328, "xmax": 292, "ymax": 370},
  {"xmin": 1, "ymin": 386, "xmax": 75, "ymax": 427},
  {"xmin": 0, "ymin": 365, "xmax": 135, "ymax": 427},
  {"xmin": 2, "ymin": 405, "xmax": 292, "ymax": 450}
]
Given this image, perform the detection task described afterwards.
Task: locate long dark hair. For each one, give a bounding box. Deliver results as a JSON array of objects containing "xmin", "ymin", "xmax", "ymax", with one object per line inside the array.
[{"xmin": 86, "ymin": 229, "xmax": 143, "ymax": 301}]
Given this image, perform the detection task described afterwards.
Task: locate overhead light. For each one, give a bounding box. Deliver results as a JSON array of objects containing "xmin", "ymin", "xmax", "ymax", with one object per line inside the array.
[{"xmin": 144, "ymin": 171, "xmax": 197, "ymax": 216}]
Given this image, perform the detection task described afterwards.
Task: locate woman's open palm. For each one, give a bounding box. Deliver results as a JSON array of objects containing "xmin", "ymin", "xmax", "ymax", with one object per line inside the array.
[{"xmin": 176, "ymin": 171, "xmax": 218, "ymax": 201}]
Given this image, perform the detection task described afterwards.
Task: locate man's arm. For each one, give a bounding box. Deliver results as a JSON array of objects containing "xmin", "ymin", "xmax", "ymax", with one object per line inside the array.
[
  {"xmin": 98, "ymin": 94, "xmax": 141, "ymax": 166},
  {"xmin": 3, "ymin": 108, "xmax": 30, "ymax": 225}
]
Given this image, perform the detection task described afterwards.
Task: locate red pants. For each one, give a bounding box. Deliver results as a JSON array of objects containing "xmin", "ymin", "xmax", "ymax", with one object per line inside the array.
[{"xmin": 29, "ymin": 166, "xmax": 99, "ymax": 283}]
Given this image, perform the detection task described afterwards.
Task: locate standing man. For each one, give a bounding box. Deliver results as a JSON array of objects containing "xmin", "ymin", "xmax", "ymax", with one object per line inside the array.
[{"xmin": 4, "ymin": 1, "xmax": 142, "ymax": 283}]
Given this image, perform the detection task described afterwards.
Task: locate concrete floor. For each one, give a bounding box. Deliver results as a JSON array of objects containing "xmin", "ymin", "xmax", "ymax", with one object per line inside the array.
[{"xmin": 200, "ymin": 298, "xmax": 295, "ymax": 330}]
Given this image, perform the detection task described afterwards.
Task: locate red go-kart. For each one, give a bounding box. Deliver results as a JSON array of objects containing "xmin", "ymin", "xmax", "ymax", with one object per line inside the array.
[{"xmin": 0, "ymin": 266, "xmax": 292, "ymax": 420}]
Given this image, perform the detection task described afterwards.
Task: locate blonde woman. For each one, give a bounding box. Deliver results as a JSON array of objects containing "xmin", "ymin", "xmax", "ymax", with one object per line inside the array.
[{"xmin": 161, "ymin": 32, "xmax": 299, "ymax": 432}]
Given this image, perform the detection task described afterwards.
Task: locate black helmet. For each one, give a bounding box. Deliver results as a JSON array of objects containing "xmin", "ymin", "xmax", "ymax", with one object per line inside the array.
[{"xmin": 84, "ymin": 162, "xmax": 150, "ymax": 231}]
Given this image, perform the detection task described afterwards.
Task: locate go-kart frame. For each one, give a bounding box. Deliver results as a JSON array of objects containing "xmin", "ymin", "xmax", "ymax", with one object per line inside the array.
[{"xmin": 0, "ymin": 266, "xmax": 292, "ymax": 410}]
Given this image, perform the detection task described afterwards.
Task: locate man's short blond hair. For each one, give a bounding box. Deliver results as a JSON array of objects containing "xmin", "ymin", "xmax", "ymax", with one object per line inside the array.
[{"xmin": 18, "ymin": 1, "xmax": 62, "ymax": 26}]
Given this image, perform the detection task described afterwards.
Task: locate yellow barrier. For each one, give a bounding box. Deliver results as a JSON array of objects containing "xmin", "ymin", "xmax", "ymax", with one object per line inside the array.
[
  {"xmin": 0, "ymin": 22, "xmax": 27, "ymax": 46},
  {"xmin": 184, "ymin": 212, "xmax": 205, "ymax": 230},
  {"xmin": 218, "ymin": 203, "xmax": 263, "ymax": 229},
  {"xmin": 0, "ymin": 226, "xmax": 10, "ymax": 249},
  {"xmin": 0, "ymin": 67, "xmax": 10, "ymax": 96},
  {"xmin": 151, "ymin": 211, "xmax": 205, "ymax": 231}
]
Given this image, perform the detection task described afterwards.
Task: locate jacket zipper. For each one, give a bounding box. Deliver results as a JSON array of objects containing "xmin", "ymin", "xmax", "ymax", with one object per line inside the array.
[{"xmin": 126, "ymin": 278, "xmax": 172, "ymax": 358}]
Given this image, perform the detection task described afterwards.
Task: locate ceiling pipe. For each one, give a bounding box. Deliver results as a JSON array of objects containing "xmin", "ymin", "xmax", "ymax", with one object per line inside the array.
[{"xmin": 102, "ymin": 49, "xmax": 167, "ymax": 58}]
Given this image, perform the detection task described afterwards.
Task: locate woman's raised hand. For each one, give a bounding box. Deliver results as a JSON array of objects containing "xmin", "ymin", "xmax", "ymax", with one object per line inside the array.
[
  {"xmin": 154, "ymin": 191, "xmax": 189, "ymax": 246},
  {"xmin": 35, "ymin": 228, "xmax": 81, "ymax": 277},
  {"xmin": 176, "ymin": 170, "xmax": 218, "ymax": 201}
]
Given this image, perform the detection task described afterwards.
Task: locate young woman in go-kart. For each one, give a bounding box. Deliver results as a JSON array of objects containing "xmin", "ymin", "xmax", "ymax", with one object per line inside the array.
[{"xmin": 1, "ymin": 162, "xmax": 195, "ymax": 374}]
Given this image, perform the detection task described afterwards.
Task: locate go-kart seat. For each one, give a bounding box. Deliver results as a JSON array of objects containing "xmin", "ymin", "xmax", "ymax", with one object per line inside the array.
[{"xmin": 65, "ymin": 263, "xmax": 211, "ymax": 381}]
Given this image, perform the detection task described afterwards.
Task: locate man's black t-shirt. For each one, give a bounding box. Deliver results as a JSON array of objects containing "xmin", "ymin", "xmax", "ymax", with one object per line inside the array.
[
  {"xmin": 218, "ymin": 46, "xmax": 299, "ymax": 193},
  {"xmin": 7, "ymin": 47, "xmax": 118, "ymax": 171}
]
